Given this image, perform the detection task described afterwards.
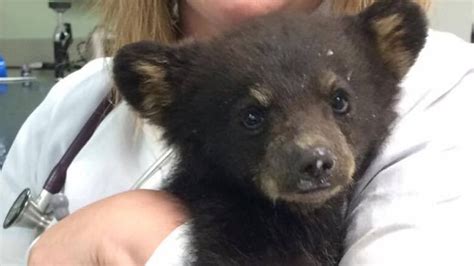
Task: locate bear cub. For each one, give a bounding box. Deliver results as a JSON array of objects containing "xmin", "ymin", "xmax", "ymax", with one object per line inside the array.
[{"xmin": 113, "ymin": 0, "xmax": 427, "ymax": 265}]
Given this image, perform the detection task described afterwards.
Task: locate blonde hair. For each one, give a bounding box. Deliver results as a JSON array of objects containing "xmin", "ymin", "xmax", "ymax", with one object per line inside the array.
[
  {"xmin": 96, "ymin": 0, "xmax": 430, "ymax": 102},
  {"xmin": 97, "ymin": 0, "xmax": 177, "ymax": 56},
  {"xmin": 333, "ymin": 0, "xmax": 430, "ymax": 14},
  {"xmin": 97, "ymin": 0, "xmax": 430, "ymax": 55}
]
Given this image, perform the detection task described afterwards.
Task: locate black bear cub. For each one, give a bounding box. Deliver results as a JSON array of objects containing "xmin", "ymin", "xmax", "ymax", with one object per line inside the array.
[{"xmin": 113, "ymin": 0, "xmax": 427, "ymax": 265}]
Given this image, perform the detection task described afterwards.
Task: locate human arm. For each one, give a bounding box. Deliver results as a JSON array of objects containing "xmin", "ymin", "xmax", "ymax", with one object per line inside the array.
[{"xmin": 28, "ymin": 189, "xmax": 188, "ymax": 265}]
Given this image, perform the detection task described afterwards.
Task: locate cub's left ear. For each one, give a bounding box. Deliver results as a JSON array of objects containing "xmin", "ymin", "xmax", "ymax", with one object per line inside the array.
[
  {"xmin": 113, "ymin": 41, "xmax": 193, "ymax": 120},
  {"xmin": 358, "ymin": 0, "xmax": 428, "ymax": 79}
]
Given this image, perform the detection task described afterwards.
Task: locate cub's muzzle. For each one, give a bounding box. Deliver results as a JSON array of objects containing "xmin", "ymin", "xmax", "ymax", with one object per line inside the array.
[
  {"xmin": 296, "ymin": 146, "xmax": 335, "ymax": 193},
  {"xmin": 257, "ymin": 135, "xmax": 355, "ymax": 205}
]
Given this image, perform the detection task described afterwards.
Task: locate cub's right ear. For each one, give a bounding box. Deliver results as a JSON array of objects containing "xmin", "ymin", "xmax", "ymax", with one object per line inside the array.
[{"xmin": 113, "ymin": 41, "xmax": 191, "ymax": 120}]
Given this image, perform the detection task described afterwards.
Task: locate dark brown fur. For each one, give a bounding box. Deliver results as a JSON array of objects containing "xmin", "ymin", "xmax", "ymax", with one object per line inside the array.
[{"xmin": 113, "ymin": 1, "xmax": 427, "ymax": 265}]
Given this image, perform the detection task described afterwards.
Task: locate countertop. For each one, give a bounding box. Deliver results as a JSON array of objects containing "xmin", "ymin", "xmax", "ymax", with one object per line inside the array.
[{"xmin": 0, "ymin": 69, "xmax": 56, "ymax": 168}]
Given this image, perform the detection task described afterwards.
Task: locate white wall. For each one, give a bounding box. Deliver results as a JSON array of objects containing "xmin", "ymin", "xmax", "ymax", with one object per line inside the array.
[{"xmin": 428, "ymin": 0, "xmax": 474, "ymax": 42}]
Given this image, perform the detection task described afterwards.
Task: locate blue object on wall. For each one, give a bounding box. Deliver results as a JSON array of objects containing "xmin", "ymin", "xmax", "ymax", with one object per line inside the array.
[
  {"xmin": 0, "ymin": 55, "xmax": 8, "ymax": 94},
  {"xmin": 0, "ymin": 55, "xmax": 7, "ymax": 77}
]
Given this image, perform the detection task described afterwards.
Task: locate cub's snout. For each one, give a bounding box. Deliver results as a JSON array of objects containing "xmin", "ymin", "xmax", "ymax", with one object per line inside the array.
[
  {"xmin": 257, "ymin": 130, "xmax": 355, "ymax": 206},
  {"xmin": 296, "ymin": 146, "xmax": 336, "ymax": 193}
]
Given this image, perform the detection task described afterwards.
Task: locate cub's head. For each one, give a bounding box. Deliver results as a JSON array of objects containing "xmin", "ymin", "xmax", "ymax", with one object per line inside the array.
[{"xmin": 113, "ymin": 0, "xmax": 427, "ymax": 207}]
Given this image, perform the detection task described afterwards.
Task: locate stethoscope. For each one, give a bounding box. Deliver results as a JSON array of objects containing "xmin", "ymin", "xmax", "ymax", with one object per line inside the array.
[{"xmin": 2, "ymin": 95, "xmax": 175, "ymax": 232}]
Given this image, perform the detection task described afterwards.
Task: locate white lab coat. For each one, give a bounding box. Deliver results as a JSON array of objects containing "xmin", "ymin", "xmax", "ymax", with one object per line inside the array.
[{"xmin": 1, "ymin": 30, "xmax": 474, "ymax": 265}]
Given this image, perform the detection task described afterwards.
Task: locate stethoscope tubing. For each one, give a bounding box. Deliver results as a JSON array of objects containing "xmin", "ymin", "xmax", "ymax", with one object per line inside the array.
[
  {"xmin": 4, "ymin": 93, "xmax": 177, "ymax": 231},
  {"xmin": 3, "ymin": 94, "xmax": 114, "ymax": 230},
  {"xmin": 43, "ymin": 94, "xmax": 114, "ymax": 194},
  {"xmin": 131, "ymin": 148, "xmax": 175, "ymax": 189}
]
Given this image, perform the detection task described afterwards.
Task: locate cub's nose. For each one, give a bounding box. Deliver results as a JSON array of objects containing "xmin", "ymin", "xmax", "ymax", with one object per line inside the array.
[{"xmin": 297, "ymin": 147, "xmax": 335, "ymax": 192}]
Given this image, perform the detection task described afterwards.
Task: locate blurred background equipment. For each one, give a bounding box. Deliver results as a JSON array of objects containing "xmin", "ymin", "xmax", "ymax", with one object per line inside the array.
[
  {"xmin": 49, "ymin": 1, "xmax": 73, "ymax": 79},
  {"xmin": 0, "ymin": 54, "xmax": 7, "ymax": 94},
  {"xmin": 0, "ymin": 0, "xmax": 104, "ymax": 168},
  {"xmin": 0, "ymin": 55, "xmax": 7, "ymax": 78}
]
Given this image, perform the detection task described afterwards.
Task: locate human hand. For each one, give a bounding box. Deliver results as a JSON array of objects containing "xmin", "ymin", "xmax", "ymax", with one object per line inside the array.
[{"xmin": 28, "ymin": 190, "xmax": 188, "ymax": 265}]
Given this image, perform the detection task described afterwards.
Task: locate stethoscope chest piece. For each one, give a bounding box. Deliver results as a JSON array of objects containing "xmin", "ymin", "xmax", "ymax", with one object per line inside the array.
[
  {"xmin": 3, "ymin": 95, "xmax": 113, "ymax": 232},
  {"xmin": 3, "ymin": 188, "xmax": 53, "ymax": 231}
]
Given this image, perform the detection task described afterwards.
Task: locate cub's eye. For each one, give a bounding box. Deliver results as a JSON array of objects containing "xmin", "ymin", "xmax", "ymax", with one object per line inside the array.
[
  {"xmin": 241, "ymin": 107, "xmax": 265, "ymax": 130},
  {"xmin": 331, "ymin": 89, "xmax": 350, "ymax": 114}
]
